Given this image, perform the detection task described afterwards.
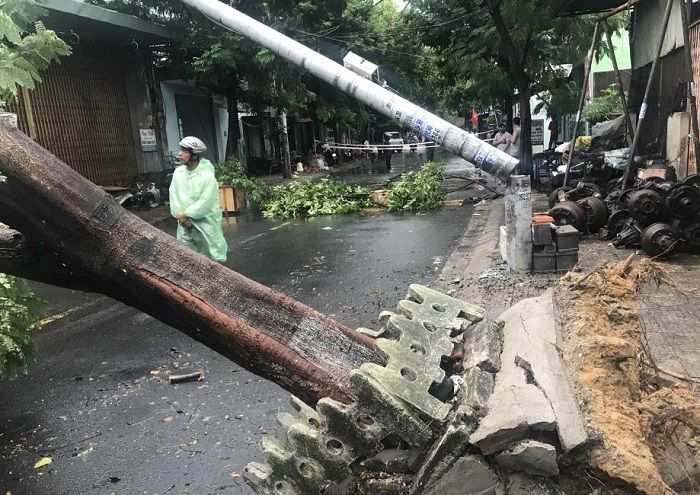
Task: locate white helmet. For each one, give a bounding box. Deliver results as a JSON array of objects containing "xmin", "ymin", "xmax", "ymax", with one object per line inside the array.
[{"xmin": 179, "ymin": 136, "xmax": 207, "ymax": 155}]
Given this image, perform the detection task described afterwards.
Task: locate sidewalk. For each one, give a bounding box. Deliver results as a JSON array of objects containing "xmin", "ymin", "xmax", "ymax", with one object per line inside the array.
[
  {"xmin": 433, "ymin": 190, "xmax": 700, "ymax": 492},
  {"xmin": 435, "ymin": 191, "xmax": 700, "ymax": 383}
]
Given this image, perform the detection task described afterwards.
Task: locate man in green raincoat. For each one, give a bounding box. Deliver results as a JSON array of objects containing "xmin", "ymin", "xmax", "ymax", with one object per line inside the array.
[{"xmin": 169, "ymin": 136, "xmax": 228, "ymax": 262}]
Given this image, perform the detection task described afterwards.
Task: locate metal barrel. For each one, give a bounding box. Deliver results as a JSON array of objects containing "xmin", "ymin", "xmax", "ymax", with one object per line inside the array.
[{"xmin": 180, "ymin": 0, "xmax": 519, "ymax": 182}]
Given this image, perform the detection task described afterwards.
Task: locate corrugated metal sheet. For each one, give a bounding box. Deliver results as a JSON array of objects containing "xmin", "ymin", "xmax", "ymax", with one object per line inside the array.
[
  {"xmin": 7, "ymin": 44, "xmax": 137, "ymax": 186},
  {"xmin": 628, "ymin": 47, "xmax": 686, "ymax": 156},
  {"xmin": 631, "ymin": 0, "xmax": 685, "ymax": 70}
]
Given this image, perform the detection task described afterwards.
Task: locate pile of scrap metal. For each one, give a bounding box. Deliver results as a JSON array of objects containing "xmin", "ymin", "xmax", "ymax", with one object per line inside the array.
[
  {"xmin": 548, "ymin": 164, "xmax": 700, "ymax": 258},
  {"xmin": 538, "ymin": 116, "xmax": 630, "ymax": 194}
]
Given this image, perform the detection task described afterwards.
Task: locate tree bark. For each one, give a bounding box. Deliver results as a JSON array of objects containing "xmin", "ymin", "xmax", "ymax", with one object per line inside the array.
[
  {"xmin": 0, "ymin": 227, "xmax": 96, "ymax": 291},
  {"xmin": 486, "ymin": 0, "xmax": 533, "ymax": 175},
  {"xmin": 519, "ymin": 90, "xmax": 532, "ymax": 175},
  {"xmin": 0, "ymin": 123, "xmax": 384, "ymax": 405}
]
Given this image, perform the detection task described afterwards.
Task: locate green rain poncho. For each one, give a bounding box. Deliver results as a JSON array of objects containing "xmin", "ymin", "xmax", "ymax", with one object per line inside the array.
[{"xmin": 169, "ymin": 158, "xmax": 228, "ymax": 262}]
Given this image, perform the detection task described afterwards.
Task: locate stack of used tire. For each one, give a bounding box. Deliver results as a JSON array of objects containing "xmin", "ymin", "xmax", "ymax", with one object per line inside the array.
[{"xmin": 548, "ymin": 172, "xmax": 700, "ymax": 259}]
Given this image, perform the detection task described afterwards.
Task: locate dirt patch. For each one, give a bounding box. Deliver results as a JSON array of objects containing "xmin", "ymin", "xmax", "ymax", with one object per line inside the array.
[{"xmin": 556, "ymin": 257, "xmax": 700, "ymax": 495}]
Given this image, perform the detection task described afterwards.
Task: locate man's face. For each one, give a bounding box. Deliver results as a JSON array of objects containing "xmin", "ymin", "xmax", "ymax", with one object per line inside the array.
[{"xmin": 178, "ymin": 148, "xmax": 191, "ymax": 164}]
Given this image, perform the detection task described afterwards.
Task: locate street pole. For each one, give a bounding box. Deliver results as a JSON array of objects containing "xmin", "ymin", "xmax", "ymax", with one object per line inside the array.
[
  {"xmin": 621, "ymin": 0, "xmax": 675, "ymax": 189},
  {"xmin": 679, "ymin": 0, "xmax": 700, "ymax": 176},
  {"xmin": 563, "ymin": 21, "xmax": 600, "ymax": 187},
  {"xmin": 278, "ymin": 109, "xmax": 292, "ymax": 179},
  {"xmin": 179, "ymin": 0, "xmax": 518, "ymax": 182},
  {"xmin": 505, "ymin": 175, "xmax": 532, "ymax": 272},
  {"xmin": 603, "ymin": 20, "xmax": 634, "ymax": 146}
]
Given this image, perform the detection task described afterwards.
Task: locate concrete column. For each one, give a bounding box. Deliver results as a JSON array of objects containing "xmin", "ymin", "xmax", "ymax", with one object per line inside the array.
[
  {"xmin": 505, "ymin": 175, "xmax": 532, "ymax": 272},
  {"xmin": 278, "ymin": 110, "xmax": 292, "ymax": 179}
]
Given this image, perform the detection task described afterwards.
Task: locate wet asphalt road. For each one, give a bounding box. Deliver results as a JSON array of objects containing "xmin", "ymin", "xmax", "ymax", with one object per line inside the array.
[{"xmin": 0, "ymin": 153, "xmax": 476, "ymax": 495}]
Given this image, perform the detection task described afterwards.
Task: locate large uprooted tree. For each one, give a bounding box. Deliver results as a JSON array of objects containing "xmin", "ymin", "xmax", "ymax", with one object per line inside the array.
[
  {"xmin": 0, "ymin": 0, "xmax": 69, "ymax": 377},
  {"xmin": 0, "ymin": 122, "xmax": 384, "ymax": 403}
]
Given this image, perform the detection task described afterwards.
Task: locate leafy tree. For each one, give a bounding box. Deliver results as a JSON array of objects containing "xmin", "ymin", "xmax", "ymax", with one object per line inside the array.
[
  {"xmin": 407, "ymin": 0, "xmax": 622, "ymax": 169},
  {"xmin": 0, "ymin": 271, "xmax": 44, "ymax": 378},
  {"xmin": 0, "ymin": 0, "xmax": 70, "ymax": 109},
  {"xmin": 0, "ymin": 0, "xmax": 63, "ymax": 376},
  {"xmin": 387, "ymin": 161, "xmax": 445, "ymax": 212},
  {"xmin": 582, "ymin": 83, "xmax": 623, "ymax": 124},
  {"xmin": 89, "ymin": 0, "xmax": 365, "ymax": 161}
]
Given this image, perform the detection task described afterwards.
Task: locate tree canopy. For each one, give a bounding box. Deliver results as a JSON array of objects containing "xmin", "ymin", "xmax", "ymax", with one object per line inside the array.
[
  {"xmin": 86, "ymin": 0, "xmax": 621, "ymax": 166},
  {"xmin": 400, "ymin": 0, "xmax": 622, "ymax": 165},
  {"xmin": 0, "ymin": 0, "xmax": 63, "ymax": 377},
  {"xmin": 0, "ymin": 0, "xmax": 70, "ymax": 109}
]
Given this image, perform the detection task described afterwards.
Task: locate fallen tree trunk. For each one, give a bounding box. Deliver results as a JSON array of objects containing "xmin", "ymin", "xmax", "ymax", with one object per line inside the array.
[{"xmin": 0, "ymin": 123, "xmax": 384, "ymax": 404}]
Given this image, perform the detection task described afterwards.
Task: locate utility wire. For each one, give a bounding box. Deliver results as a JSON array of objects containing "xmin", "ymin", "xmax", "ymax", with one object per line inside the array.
[
  {"xmin": 296, "ymin": 7, "xmax": 484, "ymax": 43},
  {"xmin": 311, "ymin": 32, "xmax": 429, "ymax": 59}
]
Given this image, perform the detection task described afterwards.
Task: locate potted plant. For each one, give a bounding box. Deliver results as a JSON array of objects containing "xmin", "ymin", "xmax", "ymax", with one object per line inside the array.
[{"xmin": 215, "ymin": 158, "xmax": 271, "ymax": 212}]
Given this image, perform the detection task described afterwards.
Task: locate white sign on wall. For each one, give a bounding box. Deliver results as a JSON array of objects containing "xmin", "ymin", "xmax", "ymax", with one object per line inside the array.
[
  {"xmin": 140, "ymin": 128, "xmax": 157, "ymax": 152},
  {"xmin": 531, "ymin": 119, "xmax": 544, "ymax": 146}
]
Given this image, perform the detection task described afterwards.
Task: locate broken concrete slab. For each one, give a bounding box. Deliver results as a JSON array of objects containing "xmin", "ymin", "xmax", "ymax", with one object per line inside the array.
[
  {"xmin": 409, "ymin": 409, "xmax": 478, "ymax": 495},
  {"xmin": 462, "ymin": 367, "xmax": 494, "ymax": 414},
  {"xmin": 514, "ymin": 345, "xmax": 588, "ymax": 452},
  {"xmin": 399, "ymin": 284, "xmax": 486, "ymax": 332},
  {"xmin": 469, "ymin": 290, "xmax": 587, "ymax": 454},
  {"xmin": 494, "ymin": 440, "xmax": 559, "ymax": 477},
  {"xmin": 462, "ymin": 319, "xmax": 504, "ymax": 373},
  {"xmin": 501, "ymin": 290, "xmax": 586, "ymax": 452},
  {"xmin": 503, "ymin": 473, "xmax": 564, "ymax": 495},
  {"xmin": 362, "ymin": 313, "xmax": 454, "ymax": 423},
  {"xmin": 423, "ymin": 455, "xmax": 499, "ymax": 495},
  {"xmin": 468, "ymin": 383, "xmax": 556, "ymax": 455}
]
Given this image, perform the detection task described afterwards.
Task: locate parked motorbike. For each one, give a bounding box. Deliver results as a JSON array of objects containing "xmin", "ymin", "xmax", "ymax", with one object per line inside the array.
[
  {"xmin": 109, "ymin": 182, "xmax": 162, "ymax": 210},
  {"xmin": 321, "ymin": 142, "xmax": 338, "ymax": 167}
]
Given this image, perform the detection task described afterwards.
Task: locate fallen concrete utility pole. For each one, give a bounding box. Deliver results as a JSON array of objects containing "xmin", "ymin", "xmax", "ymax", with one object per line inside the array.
[
  {"xmin": 179, "ymin": 0, "xmax": 518, "ymax": 183},
  {"xmin": 0, "ymin": 123, "xmax": 382, "ymax": 405},
  {"xmin": 2, "ymin": 128, "xmax": 681, "ymax": 495}
]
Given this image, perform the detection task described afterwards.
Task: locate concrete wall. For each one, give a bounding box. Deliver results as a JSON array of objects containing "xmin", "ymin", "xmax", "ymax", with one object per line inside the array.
[
  {"xmin": 667, "ymin": 112, "xmax": 690, "ymax": 179},
  {"xmin": 124, "ymin": 50, "xmax": 162, "ymax": 174},
  {"xmin": 593, "ymin": 28, "xmax": 632, "ymax": 73},
  {"xmin": 590, "ymin": 28, "xmax": 632, "ymax": 97},
  {"xmin": 632, "ymin": 0, "xmax": 685, "ymax": 70},
  {"xmin": 160, "ymin": 80, "xmax": 229, "ymax": 163},
  {"xmin": 212, "ymin": 94, "xmax": 228, "ymax": 161}
]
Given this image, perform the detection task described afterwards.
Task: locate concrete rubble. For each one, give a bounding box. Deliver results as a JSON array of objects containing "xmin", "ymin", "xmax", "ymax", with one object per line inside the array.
[
  {"xmin": 244, "ymin": 286, "xmax": 588, "ymax": 494},
  {"xmin": 470, "ymin": 289, "xmax": 587, "ymax": 455},
  {"xmin": 495, "ymin": 440, "xmax": 559, "ymax": 477},
  {"xmin": 423, "ymin": 455, "xmax": 498, "ymax": 495}
]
